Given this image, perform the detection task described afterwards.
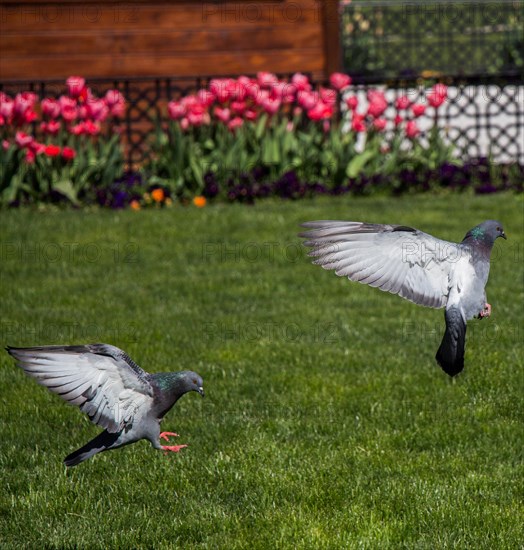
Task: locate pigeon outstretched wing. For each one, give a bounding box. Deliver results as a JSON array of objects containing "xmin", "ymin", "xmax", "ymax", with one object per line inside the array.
[
  {"xmin": 7, "ymin": 344, "xmax": 154, "ymax": 433},
  {"xmin": 300, "ymin": 221, "xmax": 461, "ymax": 309}
]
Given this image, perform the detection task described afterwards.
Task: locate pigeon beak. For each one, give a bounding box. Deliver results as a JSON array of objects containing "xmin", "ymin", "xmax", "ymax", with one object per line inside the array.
[
  {"xmin": 501, "ymin": 231, "xmax": 507, "ymax": 240},
  {"xmin": 198, "ymin": 387, "xmax": 205, "ymax": 398}
]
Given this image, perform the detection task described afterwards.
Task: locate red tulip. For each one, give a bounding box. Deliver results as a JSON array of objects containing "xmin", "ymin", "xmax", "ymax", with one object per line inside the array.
[
  {"xmin": 351, "ymin": 113, "xmax": 366, "ymax": 132},
  {"xmin": 329, "ymin": 72, "xmax": 351, "ymax": 91},
  {"xmin": 411, "ymin": 103, "xmax": 426, "ymax": 118},
  {"xmin": 69, "ymin": 122, "xmax": 86, "ymax": 135},
  {"xmin": 61, "ymin": 146, "xmax": 76, "ymax": 161},
  {"xmin": 66, "ymin": 76, "xmax": 86, "ymax": 99},
  {"xmin": 427, "ymin": 84, "xmax": 448, "ymax": 108},
  {"xmin": 44, "ymin": 144, "xmax": 61, "ymax": 157},
  {"xmin": 13, "ymin": 93, "xmax": 37, "ymax": 124},
  {"xmin": 373, "ymin": 118, "xmax": 387, "ymax": 131},
  {"xmin": 394, "ymin": 115, "xmax": 403, "ymax": 126},
  {"xmin": 405, "ymin": 120, "xmax": 420, "ymax": 138},
  {"xmin": 214, "ymin": 107, "xmax": 231, "ymax": 123},
  {"xmin": 395, "ymin": 96, "xmax": 411, "ymax": 110}
]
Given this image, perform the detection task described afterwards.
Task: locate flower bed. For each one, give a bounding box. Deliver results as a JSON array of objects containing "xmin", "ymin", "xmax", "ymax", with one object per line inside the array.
[{"xmin": 0, "ymin": 74, "xmax": 521, "ymax": 208}]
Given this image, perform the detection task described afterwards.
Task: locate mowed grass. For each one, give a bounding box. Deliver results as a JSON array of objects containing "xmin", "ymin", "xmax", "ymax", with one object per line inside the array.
[{"xmin": 0, "ymin": 194, "xmax": 522, "ymax": 549}]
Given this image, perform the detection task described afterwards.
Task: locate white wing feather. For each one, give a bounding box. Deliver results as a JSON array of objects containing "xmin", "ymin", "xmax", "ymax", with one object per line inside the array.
[
  {"xmin": 301, "ymin": 221, "xmax": 464, "ymax": 309},
  {"xmin": 9, "ymin": 345, "xmax": 154, "ymax": 433}
]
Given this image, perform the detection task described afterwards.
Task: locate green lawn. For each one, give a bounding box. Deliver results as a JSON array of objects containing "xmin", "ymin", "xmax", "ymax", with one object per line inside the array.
[{"xmin": 0, "ymin": 193, "xmax": 523, "ymax": 549}]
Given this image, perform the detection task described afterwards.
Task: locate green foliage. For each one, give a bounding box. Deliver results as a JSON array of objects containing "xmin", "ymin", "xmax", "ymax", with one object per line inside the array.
[
  {"xmin": 0, "ymin": 193, "xmax": 522, "ymax": 548},
  {"xmin": 0, "ymin": 133, "xmax": 124, "ymax": 207}
]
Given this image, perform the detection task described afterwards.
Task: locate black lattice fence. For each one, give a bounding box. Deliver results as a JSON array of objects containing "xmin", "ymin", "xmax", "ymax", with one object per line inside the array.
[
  {"xmin": 340, "ymin": 0, "xmax": 523, "ymax": 82},
  {"xmin": 1, "ymin": 75, "xmax": 523, "ymax": 164}
]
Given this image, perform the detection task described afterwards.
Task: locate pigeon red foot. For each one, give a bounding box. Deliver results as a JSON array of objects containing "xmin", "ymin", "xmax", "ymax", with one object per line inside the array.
[
  {"xmin": 160, "ymin": 432, "xmax": 187, "ymax": 454},
  {"xmin": 160, "ymin": 431, "xmax": 179, "ymax": 441}
]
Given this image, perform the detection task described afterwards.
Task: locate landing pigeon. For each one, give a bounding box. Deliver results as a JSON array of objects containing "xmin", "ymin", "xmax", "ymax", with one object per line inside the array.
[
  {"xmin": 6, "ymin": 344, "xmax": 204, "ymax": 466},
  {"xmin": 300, "ymin": 220, "xmax": 506, "ymax": 376}
]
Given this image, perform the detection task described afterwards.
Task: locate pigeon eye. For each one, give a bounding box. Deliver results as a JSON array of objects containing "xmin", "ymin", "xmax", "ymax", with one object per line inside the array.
[
  {"xmin": 192, "ymin": 378, "xmax": 197, "ymax": 385},
  {"xmin": 496, "ymin": 226, "xmax": 501, "ymax": 231}
]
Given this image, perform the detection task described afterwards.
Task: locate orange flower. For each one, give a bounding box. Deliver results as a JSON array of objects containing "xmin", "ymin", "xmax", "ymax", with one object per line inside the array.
[
  {"xmin": 193, "ymin": 195, "xmax": 206, "ymax": 208},
  {"xmin": 151, "ymin": 188, "xmax": 165, "ymax": 202},
  {"xmin": 130, "ymin": 200, "xmax": 141, "ymax": 211}
]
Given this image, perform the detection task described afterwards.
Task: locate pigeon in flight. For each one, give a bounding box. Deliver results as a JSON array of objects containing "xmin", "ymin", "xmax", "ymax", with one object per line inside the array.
[
  {"xmin": 6, "ymin": 344, "xmax": 204, "ymax": 466},
  {"xmin": 300, "ymin": 220, "xmax": 506, "ymax": 376}
]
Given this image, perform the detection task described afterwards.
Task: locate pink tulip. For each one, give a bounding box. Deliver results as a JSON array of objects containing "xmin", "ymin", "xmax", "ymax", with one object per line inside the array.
[
  {"xmin": 209, "ymin": 79, "xmax": 233, "ymax": 103},
  {"xmin": 244, "ymin": 108, "xmax": 258, "ymax": 122},
  {"xmin": 40, "ymin": 120, "xmax": 61, "ymax": 135},
  {"xmin": 297, "ymin": 90, "xmax": 318, "ymax": 110},
  {"xmin": 70, "ymin": 122, "xmax": 86, "ymax": 135},
  {"xmin": 367, "ymin": 90, "xmax": 387, "ymax": 118},
  {"xmin": 291, "ymin": 73, "xmax": 311, "ymax": 92},
  {"xmin": 66, "ymin": 76, "xmax": 86, "ymax": 99},
  {"xmin": 197, "ymin": 89, "xmax": 215, "ymax": 107},
  {"xmin": 77, "ymin": 104, "xmax": 89, "ymax": 120},
  {"xmin": 2, "ymin": 140, "xmax": 10, "ymax": 151},
  {"xmin": 31, "ymin": 141, "xmax": 46, "ymax": 155},
  {"xmin": 41, "ymin": 98, "xmax": 61, "ymax": 119},
  {"xmin": 411, "ymin": 103, "xmax": 426, "ymax": 118},
  {"xmin": 105, "ymin": 89, "xmax": 123, "ymax": 107},
  {"xmin": 245, "ymin": 80, "xmax": 261, "ymax": 101},
  {"xmin": 180, "ymin": 118, "xmax": 189, "ymax": 131},
  {"xmin": 168, "ymin": 101, "xmax": 186, "ymax": 120},
  {"xmin": 307, "ymin": 101, "xmax": 333, "ymax": 121},
  {"xmin": 187, "ymin": 109, "xmax": 209, "ymax": 127},
  {"xmin": 84, "ymin": 120, "xmax": 101, "ymax": 135},
  {"xmin": 228, "ymin": 117, "xmax": 244, "ymax": 131},
  {"xmin": 59, "ymin": 96, "xmax": 77, "ymax": 122},
  {"xmin": 230, "ymin": 101, "xmax": 247, "ymax": 115},
  {"xmin": 257, "ymin": 72, "xmax": 278, "ymax": 88},
  {"xmin": 15, "ymin": 131, "xmax": 34, "ymax": 148},
  {"xmin": 395, "ymin": 96, "xmax": 411, "ymax": 110},
  {"xmin": 262, "ymin": 97, "xmax": 281, "ymax": 115},
  {"xmin": 254, "ymin": 89, "xmax": 270, "ymax": 106},
  {"xmin": 320, "ymin": 87, "xmax": 337, "ymax": 106},
  {"xmin": 329, "ymin": 72, "xmax": 351, "ymax": 91},
  {"xmin": 345, "ymin": 96, "xmax": 358, "ymax": 111},
  {"xmin": 373, "ymin": 118, "xmax": 387, "ymax": 131},
  {"xmin": 13, "ymin": 93, "xmax": 37, "ymax": 124},
  {"xmin": 271, "ymin": 82, "xmax": 295, "ymax": 103},
  {"xmin": 214, "ymin": 107, "xmax": 231, "ymax": 123},
  {"xmin": 405, "ymin": 120, "xmax": 419, "ymax": 138},
  {"xmin": 25, "ymin": 149, "xmax": 36, "ymax": 164},
  {"xmin": 0, "ymin": 96, "xmax": 14, "ymax": 120},
  {"xmin": 88, "ymin": 99, "xmax": 109, "ymax": 121}
]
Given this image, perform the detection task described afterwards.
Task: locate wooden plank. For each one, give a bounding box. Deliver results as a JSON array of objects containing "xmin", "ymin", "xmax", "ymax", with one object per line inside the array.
[
  {"xmin": 322, "ymin": 0, "xmax": 342, "ymax": 77},
  {"xmin": 1, "ymin": 26, "xmax": 322, "ymax": 57},
  {"xmin": 0, "ymin": 50, "xmax": 325, "ymax": 80},
  {"xmin": 0, "ymin": 1, "xmax": 322, "ymax": 31}
]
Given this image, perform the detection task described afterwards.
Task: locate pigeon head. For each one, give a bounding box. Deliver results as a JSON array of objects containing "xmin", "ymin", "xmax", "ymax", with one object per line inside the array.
[
  {"xmin": 464, "ymin": 220, "xmax": 506, "ymax": 245},
  {"xmin": 178, "ymin": 371, "xmax": 205, "ymax": 397}
]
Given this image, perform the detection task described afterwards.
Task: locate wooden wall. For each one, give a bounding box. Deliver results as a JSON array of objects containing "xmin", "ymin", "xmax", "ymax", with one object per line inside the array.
[{"xmin": 0, "ymin": 0, "xmax": 341, "ymax": 81}]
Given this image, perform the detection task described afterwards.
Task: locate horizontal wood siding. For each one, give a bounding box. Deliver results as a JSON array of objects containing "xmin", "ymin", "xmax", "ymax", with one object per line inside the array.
[{"xmin": 0, "ymin": 1, "xmax": 335, "ymax": 80}]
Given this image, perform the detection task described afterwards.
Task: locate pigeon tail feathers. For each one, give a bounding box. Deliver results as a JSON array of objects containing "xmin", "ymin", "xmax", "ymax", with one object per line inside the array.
[
  {"xmin": 63, "ymin": 430, "xmax": 120, "ymax": 467},
  {"xmin": 436, "ymin": 307, "xmax": 467, "ymax": 376}
]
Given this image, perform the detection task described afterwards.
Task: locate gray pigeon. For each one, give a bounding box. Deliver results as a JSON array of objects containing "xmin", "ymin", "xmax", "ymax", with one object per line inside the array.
[
  {"xmin": 300, "ymin": 220, "xmax": 506, "ymax": 376},
  {"xmin": 6, "ymin": 344, "xmax": 204, "ymax": 466}
]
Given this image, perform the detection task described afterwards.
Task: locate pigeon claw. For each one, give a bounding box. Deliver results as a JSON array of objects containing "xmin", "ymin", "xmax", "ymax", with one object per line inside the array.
[
  {"xmin": 160, "ymin": 431, "xmax": 179, "ymax": 441},
  {"xmin": 478, "ymin": 303, "xmax": 492, "ymax": 319},
  {"xmin": 161, "ymin": 444, "xmax": 188, "ymax": 455}
]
